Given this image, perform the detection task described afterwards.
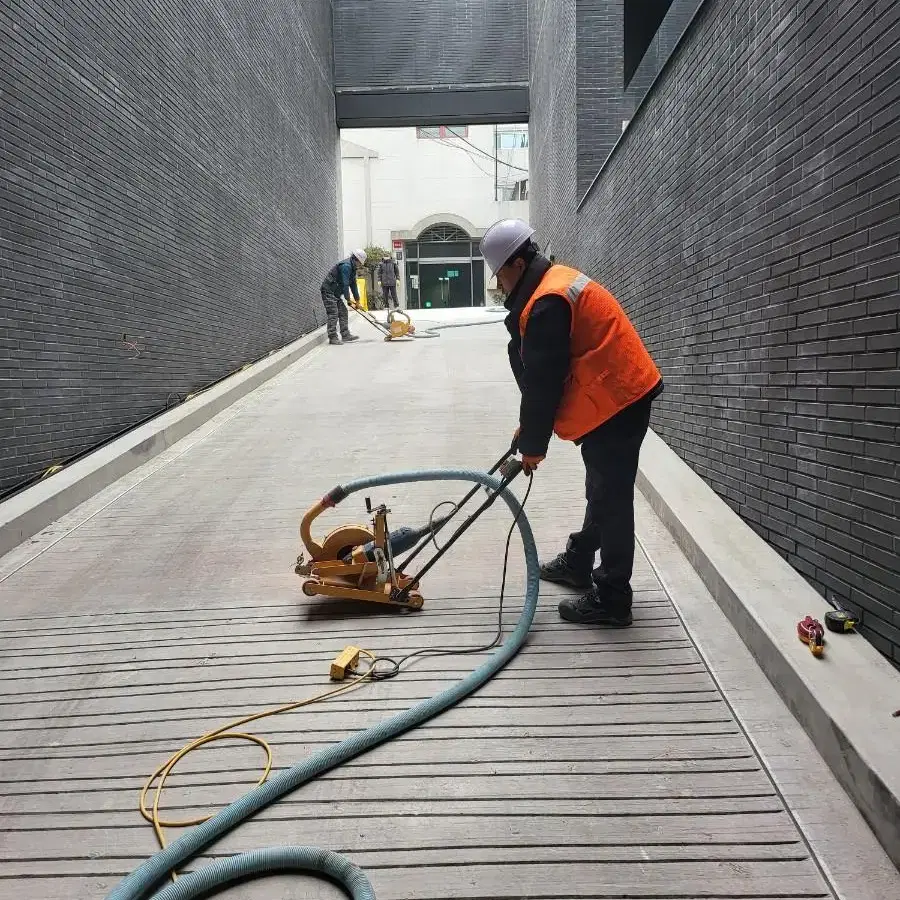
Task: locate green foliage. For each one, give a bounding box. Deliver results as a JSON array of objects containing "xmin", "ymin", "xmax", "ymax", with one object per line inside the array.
[
  {"xmin": 363, "ymin": 245, "xmax": 391, "ymax": 268},
  {"xmin": 357, "ymin": 245, "xmax": 392, "ymax": 310}
]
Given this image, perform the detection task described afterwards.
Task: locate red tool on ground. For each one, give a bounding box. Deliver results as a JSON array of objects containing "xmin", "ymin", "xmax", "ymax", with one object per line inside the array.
[{"xmin": 797, "ymin": 615, "xmax": 826, "ymax": 657}]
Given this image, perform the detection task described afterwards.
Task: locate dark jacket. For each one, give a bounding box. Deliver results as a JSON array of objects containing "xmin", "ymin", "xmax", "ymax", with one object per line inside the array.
[
  {"xmin": 504, "ymin": 255, "xmax": 571, "ymax": 457},
  {"xmin": 504, "ymin": 254, "xmax": 662, "ymax": 457},
  {"xmin": 323, "ymin": 257, "xmax": 361, "ymax": 302},
  {"xmin": 376, "ymin": 259, "xmax": 399, "ymax": 287}
]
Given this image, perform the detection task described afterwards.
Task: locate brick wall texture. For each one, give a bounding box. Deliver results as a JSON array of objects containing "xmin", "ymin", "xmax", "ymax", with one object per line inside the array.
[
  {"xmin": 529, "ymin": 0, "xmax": 900, "ymax": 663},
  {"xmin": 575, "ymin": 0, "xmax": 622, "ymax": 197},
  {"xmin": 0, "ymin": 0, "xmax": 340, "ymax": 494},
  {"xmin": 333, "ymin": 0, "xmax": 528, "ymax": 91},
  {"xmin": 528, "ymin": 0, "xmax": 579, "ymax": 262}
]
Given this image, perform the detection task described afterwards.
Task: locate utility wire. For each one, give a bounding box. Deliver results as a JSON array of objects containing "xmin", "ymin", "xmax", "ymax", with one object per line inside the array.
[
  {"xmin": 437, "ymin": 132, "xmax": 530, "ymax": 174},
  {"xmin": 436, "ymin": 137, "xmax": 494, "ymax": 179},
  {"xmin": 455, "ymin": 132, "xmax": 530, "ymax": 173}
]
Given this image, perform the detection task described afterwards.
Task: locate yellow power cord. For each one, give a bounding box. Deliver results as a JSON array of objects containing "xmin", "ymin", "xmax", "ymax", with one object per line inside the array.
[{"xmin": 139, "ymin": 649, "xmax": 379, "ymax": 881}]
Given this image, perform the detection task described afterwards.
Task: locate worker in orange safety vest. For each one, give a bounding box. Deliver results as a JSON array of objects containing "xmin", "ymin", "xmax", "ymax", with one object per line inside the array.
[{"xmin": 480, "ymin": 218, "xmax": 663, "ymax": 628}]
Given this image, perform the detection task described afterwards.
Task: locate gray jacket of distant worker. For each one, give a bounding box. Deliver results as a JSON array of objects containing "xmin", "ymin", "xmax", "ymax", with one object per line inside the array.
[{"xmin": 376, "ymin": 258, "xmax": 399, "ymax": 288}]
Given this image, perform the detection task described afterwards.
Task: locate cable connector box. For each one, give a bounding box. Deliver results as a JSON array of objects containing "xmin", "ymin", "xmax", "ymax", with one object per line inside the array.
[{"xmin": 330, "ymin": 645, "xmax": 361, "ymax": 681}]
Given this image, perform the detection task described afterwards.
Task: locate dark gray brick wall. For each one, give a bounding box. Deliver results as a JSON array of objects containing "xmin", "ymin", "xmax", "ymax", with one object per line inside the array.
[
  {"xmin": 529, "ymin": 0, "xmax": 579, "ymax": 261},
  {"xmin": 576, "ymin": 1, "xmax": 625, "ymax": 197},
  {"xmin": 0, "ymin": 0, "xmax": 339, "ymax": 495},
  {"xmin": 531, "ymin": 0, "xmax": 900, "ymax": 663},
  {"xmin": 572, "ymin": 0, "xmax": 706, "ymax": 198},
  {"xmin": 333, "ymin": 0, "xmax": 528, "ymax": 90}
]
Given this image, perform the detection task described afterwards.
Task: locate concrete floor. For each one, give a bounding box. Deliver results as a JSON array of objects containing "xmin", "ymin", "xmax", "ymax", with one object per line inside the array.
[{"xmin": 0, "ymin": 309, "xmax": 896, "ymax": 899}]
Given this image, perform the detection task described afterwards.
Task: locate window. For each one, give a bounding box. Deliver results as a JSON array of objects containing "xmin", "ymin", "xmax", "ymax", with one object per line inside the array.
[
  {"xmin": 499, "ymin": 179, "xmax": 529, "ymax": 201},
  {"xmin": 418, "ymin": 224, "xmax": 471, "ymax": 242},
  {"xmin": 496, "ymin": 131, "xmax": 529, "ymax": 149},
  {"xmin": 416, "ymin": 126, "xmax": 469, "ymax": 139}
]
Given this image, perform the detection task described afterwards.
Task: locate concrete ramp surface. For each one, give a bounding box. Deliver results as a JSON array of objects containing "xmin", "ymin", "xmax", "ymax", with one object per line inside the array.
[{"xmin": 0, "ymin": 314, "xmax": 896, "ymax": 899}]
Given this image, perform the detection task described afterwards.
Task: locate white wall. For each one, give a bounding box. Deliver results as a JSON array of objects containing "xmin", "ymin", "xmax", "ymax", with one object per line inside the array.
[
  {"xmin": 340, "ymin": 125, "xmax": 529, "ymax": 303},
  {"xmin": 341, "ymin": 157, "xmax": 367, "ymax": 253}
]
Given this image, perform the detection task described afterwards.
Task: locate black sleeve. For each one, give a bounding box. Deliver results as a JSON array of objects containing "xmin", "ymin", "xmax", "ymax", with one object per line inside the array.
[
  {"xmin": 518, "ymin": 295, "xmax": 571, "ymax": 456},
  {"xmin": 507, "ymin": 339, "xmax": 525, "ymax": 391}
]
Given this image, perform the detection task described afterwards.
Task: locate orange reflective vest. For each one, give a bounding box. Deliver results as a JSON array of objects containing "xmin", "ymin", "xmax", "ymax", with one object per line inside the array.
[{"xmin": 519, "ymin": 265, "xmax": 661, "ymax": 442}]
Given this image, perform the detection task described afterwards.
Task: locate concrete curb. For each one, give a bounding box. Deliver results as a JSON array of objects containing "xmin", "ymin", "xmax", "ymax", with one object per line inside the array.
[
  {"xmin": 637, "ymin": 428, "xmax": 900, "ymax": 869},
  {"xmin": 0, "ymin": 327, "xmax": 327, "ymax": 559}
]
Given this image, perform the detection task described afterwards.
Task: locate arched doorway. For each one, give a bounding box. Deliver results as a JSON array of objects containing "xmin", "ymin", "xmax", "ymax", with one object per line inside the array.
[{"xmin": 403, "ymin": 222, "xmax": 486, "ymax": 310}]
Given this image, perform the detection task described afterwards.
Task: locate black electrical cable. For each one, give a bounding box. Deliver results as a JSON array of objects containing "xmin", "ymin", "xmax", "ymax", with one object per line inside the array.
[
  {"xmin": 454, "ymin": 133, "xmax": 530, "ymax": 174},
  {"xmin": 427, "ymin": 500, "xmax": 460, "ymax": 552},
  {"xmin": 369, "ymin": 472, "xmax": 535, "ymax": 681}
]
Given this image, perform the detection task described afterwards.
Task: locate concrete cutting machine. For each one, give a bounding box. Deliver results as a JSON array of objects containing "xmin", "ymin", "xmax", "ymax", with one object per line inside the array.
[{"xmin": 295, "ymin": 447, "xmax": 522, "ymax": 610}]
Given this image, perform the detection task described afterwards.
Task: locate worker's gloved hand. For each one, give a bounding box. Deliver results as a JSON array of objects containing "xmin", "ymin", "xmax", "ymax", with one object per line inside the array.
[{"xmin": 521, "ymin": 453, "xmax": 544, "ymax": 476}]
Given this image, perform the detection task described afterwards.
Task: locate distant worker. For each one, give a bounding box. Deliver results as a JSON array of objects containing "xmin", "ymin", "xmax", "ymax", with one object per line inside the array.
[
  {"xmin": 376, "ymin": 254, "xmax": 400, "ymax": 309},
  {"xmin": 480, "ymin": 219, "xmax": 663, "ymax": 628},
  {"xmin": 320, "ymin": 249, "xmax": 365, "ymax": 345}
]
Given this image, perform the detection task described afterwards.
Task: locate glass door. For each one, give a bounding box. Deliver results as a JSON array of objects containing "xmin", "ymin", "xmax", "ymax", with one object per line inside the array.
[{"xmin": 418, "ymin": 262, "xmax": 474, "ymax": 308}]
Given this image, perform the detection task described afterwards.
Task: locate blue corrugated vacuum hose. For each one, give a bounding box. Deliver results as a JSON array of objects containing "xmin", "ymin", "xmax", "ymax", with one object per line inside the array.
[{"xmin": 105, "ymin": 467, "xmax": 539, "ymax": 900}]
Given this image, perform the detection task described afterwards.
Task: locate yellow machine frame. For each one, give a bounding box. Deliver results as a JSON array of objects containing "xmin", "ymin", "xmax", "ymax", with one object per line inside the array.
[
  {"xmin": 295, "ymin": 493, "xmax": 424, "ymax": 610},
  {"xmin": 295, "ymin": 449, "xmax": 522, "ymax": 613},
  {"xmin": 384, "ymin": 309, "xmax": 415, "ymax": 340}
]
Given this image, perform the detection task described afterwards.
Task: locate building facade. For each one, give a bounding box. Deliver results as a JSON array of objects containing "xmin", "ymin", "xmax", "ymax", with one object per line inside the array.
[{"xmin": 340, "ymin": 124, "xmax": 529, "ymax": 308}]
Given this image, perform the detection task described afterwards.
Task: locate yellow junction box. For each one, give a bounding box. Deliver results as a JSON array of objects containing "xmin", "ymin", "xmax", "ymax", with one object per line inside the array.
[{"xmin": 330, "ymin": 645, "xmax": 362, "ymax": 681}]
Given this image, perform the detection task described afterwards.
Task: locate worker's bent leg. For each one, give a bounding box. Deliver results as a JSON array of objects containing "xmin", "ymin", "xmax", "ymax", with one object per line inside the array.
[
  {"xmin": 538, "ymin": 458, "xmax": 601, "ymax": 591},
  {"xmin": 321, "ymin": 287, "xmax": 340, "ymax": 342}
]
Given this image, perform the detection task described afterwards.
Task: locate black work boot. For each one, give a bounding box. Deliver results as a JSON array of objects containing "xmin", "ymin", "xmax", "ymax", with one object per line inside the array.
[
  {"xmin": 341, "ymin": 333, "xmax": 359, "ymax": 343},
  {"xmin": 558, "ymin": 588, "xmax": 633, "ymax": 627},
  {"xmin": 328, "ymin": 335, "xmax": 342, "ymax": 345},
  {"xmin": 539, "ymin": 553, "xmax": 592, "ymax": 590}
]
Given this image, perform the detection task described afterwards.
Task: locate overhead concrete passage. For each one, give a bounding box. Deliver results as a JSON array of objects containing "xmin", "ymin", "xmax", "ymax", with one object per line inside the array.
[
  {"xmin": 332, "ymin": 0, "xmax": 529, "ymax": 127},
  {"xmin": 0, "ymin": 311, "xmax": 896, "ymax": 899}
]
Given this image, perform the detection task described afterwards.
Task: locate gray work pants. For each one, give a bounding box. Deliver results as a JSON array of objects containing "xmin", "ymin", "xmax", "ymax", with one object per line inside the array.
[{"xmin": 320, "ymin": 285, "xmax": 351, "ymax": 340}]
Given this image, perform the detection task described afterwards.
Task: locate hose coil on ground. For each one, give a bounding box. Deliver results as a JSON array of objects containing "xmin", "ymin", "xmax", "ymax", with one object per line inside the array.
[{"xmin": 105, "ymin": 467, "xmax": 540, "ymax": 900}]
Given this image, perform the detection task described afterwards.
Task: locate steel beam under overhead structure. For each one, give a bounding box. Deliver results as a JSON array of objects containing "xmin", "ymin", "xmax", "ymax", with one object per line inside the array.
[{"xmin": 332, "ymin": 0, "xmax": 529, "ymax": 127}]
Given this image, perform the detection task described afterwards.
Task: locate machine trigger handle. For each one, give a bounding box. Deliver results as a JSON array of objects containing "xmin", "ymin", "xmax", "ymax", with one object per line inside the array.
[{"xmin": 499, "ymin": 457, "xmax": 523, "ymax": 482}]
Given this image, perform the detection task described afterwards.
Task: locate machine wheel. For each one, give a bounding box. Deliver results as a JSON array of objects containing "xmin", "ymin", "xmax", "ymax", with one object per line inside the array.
[{"xmin": 301, "ymin": 579, "xmax": 319, "ymax": 597}]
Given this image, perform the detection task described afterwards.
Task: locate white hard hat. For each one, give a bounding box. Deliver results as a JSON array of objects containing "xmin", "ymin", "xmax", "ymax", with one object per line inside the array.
[
  {"xmin": 480, "ymin": 219, "xmax": 536, "ymax": 275},
  {"xmin": 352, "ymin": 248, "xmax": 367, "ymax": 264}
]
